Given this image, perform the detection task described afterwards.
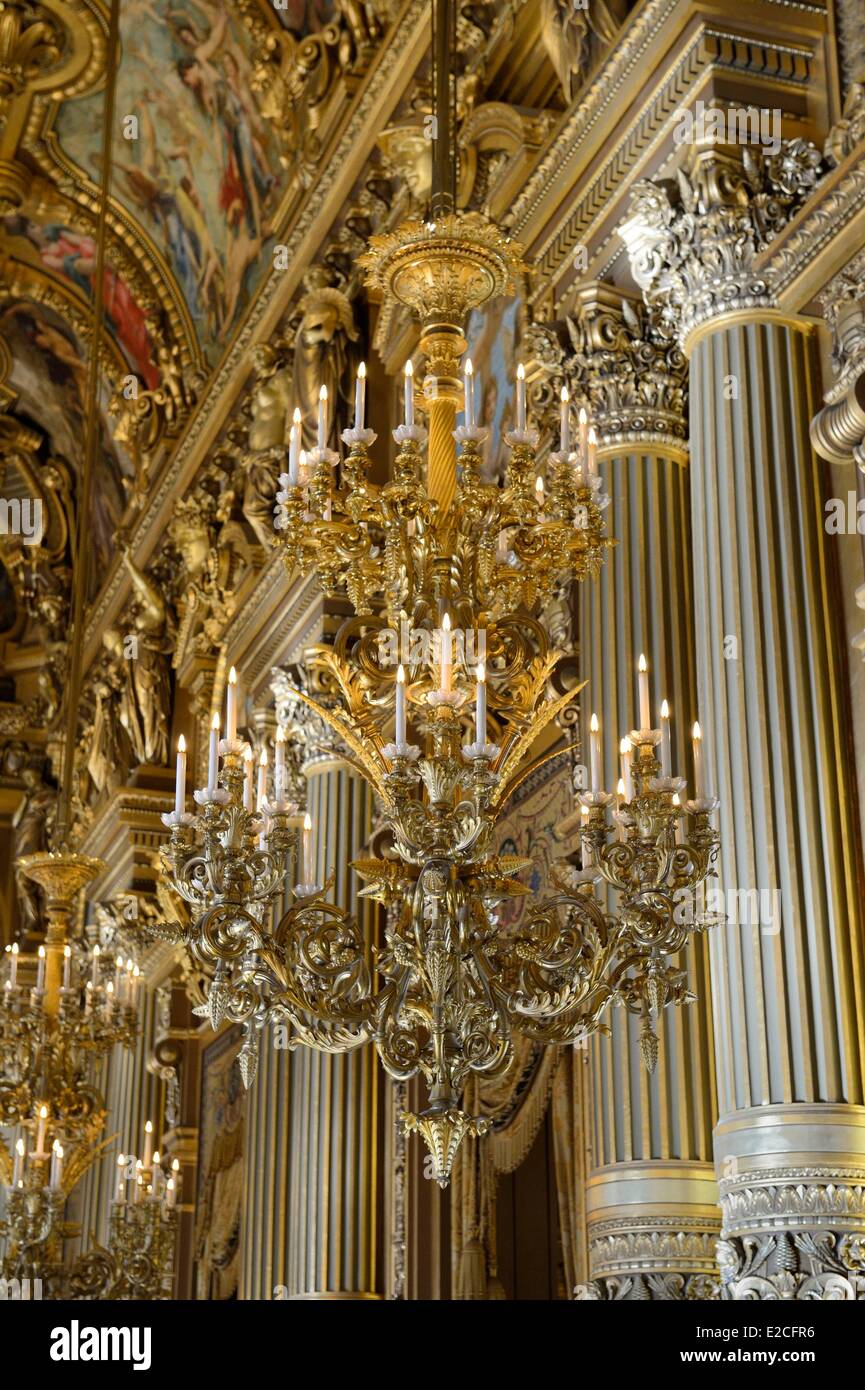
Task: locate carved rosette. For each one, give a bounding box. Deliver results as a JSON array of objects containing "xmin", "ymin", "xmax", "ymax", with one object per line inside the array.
[
  {"xmin": 718, "ymin": 1168, "xmax": 865, "ymax": 1300},
  {"xmin": 618, "ymin": 142, "xmax": 824, "ymax": 350}
]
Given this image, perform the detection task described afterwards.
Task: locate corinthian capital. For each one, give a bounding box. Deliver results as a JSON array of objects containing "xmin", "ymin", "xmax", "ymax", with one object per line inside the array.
[
  {"xmin": 619, "ymin": 142, "xmax": 824, "ymax": 349},
  {"xmin": 564, "ymin": 283, "xmax": 687, "ymax": 456}
]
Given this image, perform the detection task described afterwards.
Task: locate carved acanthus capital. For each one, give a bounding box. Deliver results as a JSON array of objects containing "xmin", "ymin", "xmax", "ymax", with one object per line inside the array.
[
  {"xmin": 271, "ymin": 661, "xmax": 348, "ymax": 783},
  {"xmin": 619, "ymin": 142, "xmax": 825, "ymax": 350},
  {"xmin": 718, "ymin": 1167, "xmax": 865, "ymax": 1300},
  {"xmin": 564, "ymin": 284, "xmax": 687, "ymax": 455}
]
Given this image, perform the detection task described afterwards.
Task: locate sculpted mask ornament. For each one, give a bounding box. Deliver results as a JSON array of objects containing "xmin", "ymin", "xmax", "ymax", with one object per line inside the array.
[{"xmin": 294, "ymin": 270, "xmax": 360, "ymax": 451}]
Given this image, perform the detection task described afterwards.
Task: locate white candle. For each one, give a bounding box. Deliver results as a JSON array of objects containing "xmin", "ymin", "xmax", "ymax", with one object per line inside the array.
[
  {"xmin": 317, "ymin": 383, "xmax": 328, "ymax": 450},
  {"xmin": 288, "ymin": 407, "xmax": 301, "ymax": 485},
  {"xmin": 143, "ymin": 1120, "xmax": 153, "ymax": 1170},
  {"xmin": 13, "ymin": 1135, "xmax": 25, "ymax": 1187},
  {"xmin": 208, "ymin": 712, "xmax": 220, "ymax": 793},
  {"xmin": 36, "ymin": 944, "xmax": 45, "ymax": 992},
  {"xmin": 243, "ymin": 746, "xmax": 254, "ymax": 811},
  {"xmin": 226, "ymin": 666, "xmax": 238, "ymax": 742},
  {"xmin": 587, "ymin": 425, "xmax": 598, "ymax": 476},
  {"xmin": 535, "ymin": 475, "xmax": 544, "ymax": 520},
  {"xmin": 275, "ymin": 727, "xmax": 286, "ymax": 801},
  {"xmin": 638, "ymin": 653, "xmax": 651, "ymax": 731},
  {"xmin": 475, "ymin": 660, "xmax": 487, "ymax": 745},
  {"xmin": 114, "ymin": 954, "xmax": 123, "ymax": 998},
  {"xmin": 174, "ymin": 733, "xmax": 187, "ymax": 817},
  {"xmin": 516, "ymin": 362, "xmax": 526, "ymax": 430},
  {"xmin": 303, "ymin": 812, "xmax": 314, "ymax": 884},
  {"xmin": 404, "ymin": 360, "xmax": 414, "ymax": 427},
  {"xmin": 473, "ymin": 367, "xmax": 480, "ymax": 426},
  {"xmin": 166, "ymin": 1176, "xmax": 176, "ymax": 1209},
  {"xmin": 660, "ymin": 699, "xmax": 671, "ymax": 777},
  {"xmin": 440, "ymin": 612, "xmax": 452, "ymax": 694},
  {"xmin": 692, "ymin": 721, "xmax": 704, "ymax": 799},
  {"xmin": 256, "ymin": 748, "xmax": 268, "ymax": 812},
  {"xmin": 560, "ymin": 385, "xmax": 570, "ymax": 453},
  {"xmin": 62, "ymin": 944, "xmax": 71, "ymax": 990},
  {"xmin": 116, "ymin": 1153, "xmax": 126, "ymax": 1204},
  {"xmin": 10, "ymin": 941, "xmax": 17, "ymax": 988},
  {"xmin": 395, "ymin": 664, "xmax": 407, "ymax": 745},
  {"xmin": 90, "ymin": 942, "xmax": 99, "ymax": 989},
  {"xmin": 355, "ymin": 361, "xmax": 366, "ymax": 430},
  {"xmin": 579, "ymin": 406, "xmax": 588, "ymax": 461},
  {"xmin": 134, "ymin": 1168, "xmax": 142, "ymax": 1204},
  {"xmin": 464, "ymin": 357, "xmax": 474, "ymax": 427},
  {"xmin": 672, "ymin": 791, "xmax": 683, "ymax": 844},
  {"xmin": 620, "ymin": 737, "xmax": 633, "ymax": 801},
  {"xmin": 50, "ymin": 1140, "xmax": 63, "ymax": 1189},
  {"xmin": 35, "ymin": 1104, "xmax": 48, "ymax": 1156},
  {"xmin": 589, "ymin": 712, "xmax": 601, "ymax": 793}
]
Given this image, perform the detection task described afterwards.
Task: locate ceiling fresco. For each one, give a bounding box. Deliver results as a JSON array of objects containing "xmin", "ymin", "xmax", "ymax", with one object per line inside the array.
[{"xmin": 53, "ymin": 0, "xmax": 295, "ymax": 361}]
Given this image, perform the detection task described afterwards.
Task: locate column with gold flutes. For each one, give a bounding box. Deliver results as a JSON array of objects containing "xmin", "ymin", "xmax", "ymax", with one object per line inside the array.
[
  {"xmin": 621, "ymin": 139, "xmax": 865, "ymax": 1299},
  {"xmin": 238, "ymin": 666, "xmax": 384, "ymax": 1301},
  {"xmin": 565, "ymin": 285, "xmax": 720, "ymax": 1299}
]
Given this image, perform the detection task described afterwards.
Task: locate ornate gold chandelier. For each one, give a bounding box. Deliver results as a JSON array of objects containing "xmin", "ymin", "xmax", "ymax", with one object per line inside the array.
[
  {"xmin": 157, "ymin": 0, "xmax": 720, "ymax": 1185},
  {"xmin": 0, "ymin": 851, "xmax": 143, "ymax": 1291}
]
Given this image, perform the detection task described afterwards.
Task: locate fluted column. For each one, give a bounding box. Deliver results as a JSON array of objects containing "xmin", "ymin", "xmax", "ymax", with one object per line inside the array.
[
  {"xmin": 239, "ymin": 669, "xmax": 384, "ymax": 1300},
  {"xmin": 622, "ymin": 140, "xmax": 865, "ymax": 1299},
  {"xmin": 568, "ymin": 285, "xmax": 719, "ymax": 1300}
]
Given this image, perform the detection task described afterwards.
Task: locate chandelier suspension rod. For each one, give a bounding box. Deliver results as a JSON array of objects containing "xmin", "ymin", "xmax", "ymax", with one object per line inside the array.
[
  {"xmin": 57, "ymin": 0, "xmax": 121, "ymax": 845},
  {"xmin": 431, "ymin": 0, "xmax": 455, "ymax": 218}
]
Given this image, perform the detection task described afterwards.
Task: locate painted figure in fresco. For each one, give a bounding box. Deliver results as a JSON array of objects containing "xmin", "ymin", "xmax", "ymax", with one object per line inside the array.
[
  {"xmin": 1, "ymin": 215, "xmax": 158, "ymax": 387},
  {"xmin": 0, "ymin": 304, "xmax": 131, "ymax": 585}
]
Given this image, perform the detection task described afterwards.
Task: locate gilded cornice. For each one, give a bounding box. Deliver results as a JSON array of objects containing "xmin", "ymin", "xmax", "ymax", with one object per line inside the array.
[{"xmin": 506, "ymin": 1, "xmax": 822, "ymax": 307}]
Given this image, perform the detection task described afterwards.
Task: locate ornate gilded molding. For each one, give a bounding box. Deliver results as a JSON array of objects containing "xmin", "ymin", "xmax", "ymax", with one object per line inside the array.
[
  {"xmin": 510, "ymin": 6, "xmax": 818, "ymax": 295},
  {"xmin": 588, "ymin": 1216, "xmax": 721, "ymax": 1278},
  {"xmin": 619, "ymin": 142, "xmax": 824, "ymax": 351}
]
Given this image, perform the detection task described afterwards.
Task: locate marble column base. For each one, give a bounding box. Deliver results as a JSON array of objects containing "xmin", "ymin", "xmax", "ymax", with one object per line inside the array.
[
  {"xmin": 575, "ymin": 1162, "xmax": 721, "ymax": 1301},
  {"xmin": 715, "ymin": 1105, "xmax": 865, "ymax": 1300}
]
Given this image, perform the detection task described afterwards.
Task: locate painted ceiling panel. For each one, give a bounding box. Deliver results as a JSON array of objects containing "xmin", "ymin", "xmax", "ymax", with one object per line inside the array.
[{"xmin": 52, "ymin": 0, "xmax": 314, "ymax": 361}]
